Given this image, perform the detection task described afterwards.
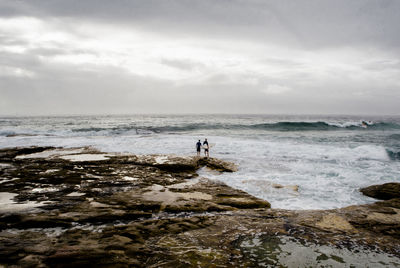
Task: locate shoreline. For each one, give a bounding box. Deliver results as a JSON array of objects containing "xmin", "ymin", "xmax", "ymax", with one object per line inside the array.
[{"xmin": 1, "ymin": 146, "xmax": 400, "ymax": 267}]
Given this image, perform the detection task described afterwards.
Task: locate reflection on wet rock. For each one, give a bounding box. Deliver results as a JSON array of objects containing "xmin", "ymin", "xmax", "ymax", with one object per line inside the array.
[{"xmin": 0, "ymin": 146, "xmax": 399, "ymax": 267}]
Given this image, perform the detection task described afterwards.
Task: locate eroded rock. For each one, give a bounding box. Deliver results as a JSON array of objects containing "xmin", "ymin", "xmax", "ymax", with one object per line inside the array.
[
  {"xmin": 315, "ymin": 214, "xmax": 357, "ymax": 233},
  {"xmin": 0, "ymin": 147, "xmax": 400, "ymax": 267},
  {"xmin": 360, "ymin": 183, "xmax": 400, "ymax": 200}
]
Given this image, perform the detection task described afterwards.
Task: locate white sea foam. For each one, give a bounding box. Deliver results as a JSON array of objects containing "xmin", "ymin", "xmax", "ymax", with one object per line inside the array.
[{"xmin": 197, "ymin": 138, "xmax": 396, "ymax": 209}]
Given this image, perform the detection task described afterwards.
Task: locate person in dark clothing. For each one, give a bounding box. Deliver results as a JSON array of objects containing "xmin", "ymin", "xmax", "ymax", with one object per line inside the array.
[
  {"xmin": 196, "ymin": 140, "xmax": 202, "ymax": 156},
  {"xmin": 203, "ymin": 138, "xmax": 209, "ymax": 157}
]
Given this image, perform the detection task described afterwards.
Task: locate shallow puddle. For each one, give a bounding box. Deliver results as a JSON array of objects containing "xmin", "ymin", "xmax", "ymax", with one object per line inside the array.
[
  {"xmin": 238, "ymin": 234, "xmax": 400, "ymax": 267},
  {"xmin": 15, "ymin": 148, "xmax": 85, "ymax": 159},
  {"xmin": 60, "ymin": 154, "xmax": 110, "ymax": 161},
  {"xmin": 122, "ymin": 176, "xmax": 139, "ymax": 181},
  {"xmin": 143, "ymin": 184, "xmax": 212, "ymax": 205},
  {"xmin": 66, "ymin": 192, "xmax": 86, "ymax": 197},
  {"xmin": 154, "ymin": 156, "xmax": 169, "ymax": 164},
  {"xmin": 0, "ymin": 177, "xmax": 20, "ymax": 184},
  {"xmin": 0, "ymin": 192, "xmax": 49, "ymax": 212},
  {"xmin": 0, "ymin": 163, "xmax": 13, "ymax": 169},
  {"xmin": 168, "ymin": 178, "xmax": 202, "ymax": 189}
]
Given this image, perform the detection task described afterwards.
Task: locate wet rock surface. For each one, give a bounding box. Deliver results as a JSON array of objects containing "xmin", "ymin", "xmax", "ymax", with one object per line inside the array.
[
  {"xmin": 0, "ymin": 146, "xmax": 400, "ymax": 267},
  {"xmin": 360, "ymin": 182, "xmax": 400, "ymax": 200}
]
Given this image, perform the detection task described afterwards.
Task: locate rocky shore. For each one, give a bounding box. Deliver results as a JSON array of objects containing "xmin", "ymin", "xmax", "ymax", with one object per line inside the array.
[{"xmin": 1, "ymin": 147, "xmax": 400, "ymax": 267}]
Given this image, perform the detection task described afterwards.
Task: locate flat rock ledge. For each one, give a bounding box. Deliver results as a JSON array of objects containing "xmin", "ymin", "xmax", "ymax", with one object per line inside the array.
[{"xmin": 0, "ymin": 146, "xmax": 400, "ymax": 267}]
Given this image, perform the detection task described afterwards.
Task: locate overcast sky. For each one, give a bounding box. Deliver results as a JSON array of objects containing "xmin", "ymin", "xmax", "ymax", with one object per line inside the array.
[{"xmin": 0, "ymin": 0, "xmax": 399, "ymax": 115}]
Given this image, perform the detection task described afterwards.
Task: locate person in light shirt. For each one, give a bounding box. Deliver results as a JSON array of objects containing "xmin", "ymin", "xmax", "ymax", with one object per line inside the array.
[{"xmin": 203, "ymin": 138, "xmax": 209, "ymax": 157}]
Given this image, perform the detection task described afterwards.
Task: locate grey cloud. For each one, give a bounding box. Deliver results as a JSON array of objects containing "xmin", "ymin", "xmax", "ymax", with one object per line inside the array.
[
  {"xmin": 0, "ymin": 0, "xmax": 29, "ymax": 17},
  {"xmin": 160, "ymin": 58, "xmax": 205, "ymax": 71},
  {"xmin": 1, "ymin": 57, "xmax": 399, "ymax": 115},
  {"xmin": 262, "ymin": 58, "xmax": 305, "ymax": 68},
  {"xmin": 0, "ymin": 34, "xmax": 29, "ymax": 46},
  {"xmin": 0, "ymin": 60, "xmax": 172, "ymax": 115},
  {"xmin": 361, "ymin": 60, "xmax": 400, "ymax": 71},
  {"xmin": 1, "ymin": 0, "xmax": 399, "ymax": 115},
  {"xmin": 26, "ymin": 47, "xmax": 99, "ymax": 57},
  {"xmin": 2, "ymin": 0, "xmax": 400, "ymax": 51},
  {"xmin": 0, "ymin": 51, "xmax": 42, "ymax": 72}
]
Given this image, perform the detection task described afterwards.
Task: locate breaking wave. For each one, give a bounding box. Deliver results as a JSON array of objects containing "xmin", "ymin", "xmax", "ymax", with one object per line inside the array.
[
  {"xmin": 68, "ymin": 121, "xmax": 400, "ymax": 134},
  {"xmin": 387, "ymin": 149, "xmax": 400, "ymax": 161}
]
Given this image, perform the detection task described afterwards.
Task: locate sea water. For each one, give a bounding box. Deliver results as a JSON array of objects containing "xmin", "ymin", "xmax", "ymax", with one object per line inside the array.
[{"xmin": 1, "ymin": 114, "xmax": 399, "ymax": 209}]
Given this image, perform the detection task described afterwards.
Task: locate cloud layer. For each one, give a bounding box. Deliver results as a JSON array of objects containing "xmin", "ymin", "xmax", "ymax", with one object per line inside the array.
[{"xmin": 1, "ymin": 0, "xmax": 399, "ymax": 115}]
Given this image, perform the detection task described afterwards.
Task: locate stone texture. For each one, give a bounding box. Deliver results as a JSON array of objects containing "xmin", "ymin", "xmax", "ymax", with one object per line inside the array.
[
  {"xmin": 360, "ymin": 182, "xmax": 400, "ymax": 200},
  {"xmin": 0, "ymin": 147, "xmax": 400, "ymax": 267}
]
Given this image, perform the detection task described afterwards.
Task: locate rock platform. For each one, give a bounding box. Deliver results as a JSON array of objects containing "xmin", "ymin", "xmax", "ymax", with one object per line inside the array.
[{"xmin": 1, "ymin": 147, "xmax": 400, "ymax": 267}]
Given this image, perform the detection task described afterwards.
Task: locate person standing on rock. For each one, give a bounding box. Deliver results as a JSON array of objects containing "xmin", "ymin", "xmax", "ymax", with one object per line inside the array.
[
  {"xmin": 196, "ymin": 140, "xmax": 202, "ymax": 156},
  {"xmin": 203, "ymin": 138, "xmax": 209, "ymax": 157}
]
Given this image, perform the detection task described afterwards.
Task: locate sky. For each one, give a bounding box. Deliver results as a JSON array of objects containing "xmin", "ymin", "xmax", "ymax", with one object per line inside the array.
[{"xmin": 0, "ymin": 0, "xmax": 399, "ymax": 115}]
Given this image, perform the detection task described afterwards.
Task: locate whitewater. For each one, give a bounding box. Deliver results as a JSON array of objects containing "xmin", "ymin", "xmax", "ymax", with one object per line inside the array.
[{"xmin": 1, "ymin": 114, "xmax": 400, "ymax": 210}]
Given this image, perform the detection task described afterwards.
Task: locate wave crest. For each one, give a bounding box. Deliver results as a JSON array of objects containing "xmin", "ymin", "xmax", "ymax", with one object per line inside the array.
[
  {"xmin": 8, "ymin": 120, "xmax": 399, "ymax": 137},
  {"xmin": 387, "ymin": 149, "xmax": 400, "ymax": 161}
]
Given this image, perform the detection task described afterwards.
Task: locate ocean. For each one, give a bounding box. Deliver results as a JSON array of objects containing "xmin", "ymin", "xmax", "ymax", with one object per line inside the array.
[{"xmin": 1, "ymin": 114, "xmax": 399, "ymax": 210}]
